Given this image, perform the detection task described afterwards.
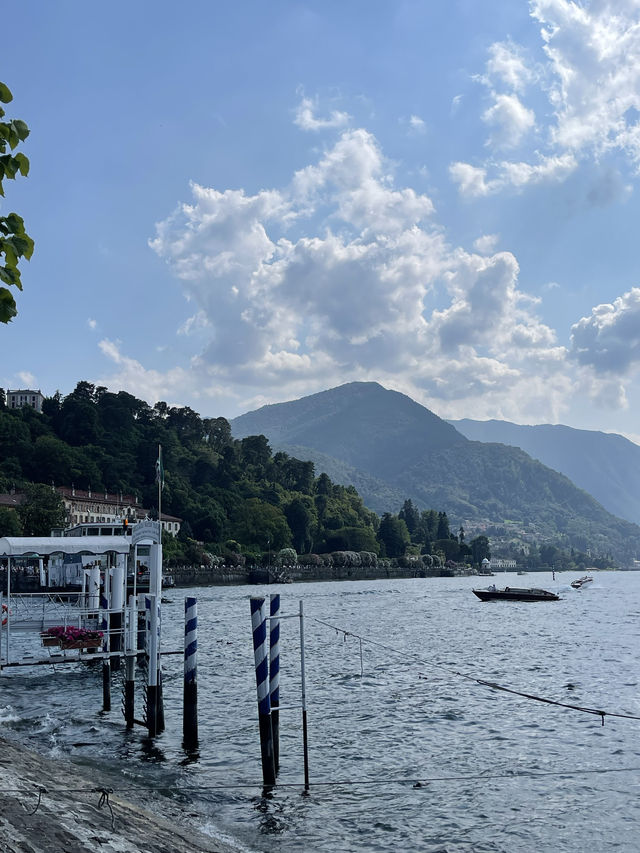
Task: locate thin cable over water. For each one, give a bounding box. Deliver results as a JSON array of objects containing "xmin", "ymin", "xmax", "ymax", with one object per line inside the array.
[
  {"xmin": 4, "ymin": 762, "xmax": 640, "ymax": 796},
  {"xmin": 310, "ymin": 616, "xmax": 640, "ymax": 724}
]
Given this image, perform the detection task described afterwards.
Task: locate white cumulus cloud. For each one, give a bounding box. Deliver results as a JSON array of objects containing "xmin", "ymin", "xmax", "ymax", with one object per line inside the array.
[
  {"xmin": 482, "ymin": 93, "xmax": 536, "ymax": 149},
  {"xmin": 570, "ymin": 287, "xmax": 640, "ymax": 373},
  {"xmin": 137, "ymin": 125, "xmax": 582, "ymax": 422},
  {"xmin": 294, "ymin": 96, "xmax": 351, "ymax": 132},
  {"xmin": 453, "ymin": 0, "xmax": 640, "ymax": 194}
]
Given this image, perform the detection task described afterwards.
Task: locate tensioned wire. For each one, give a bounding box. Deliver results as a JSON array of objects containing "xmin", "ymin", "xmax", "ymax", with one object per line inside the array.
[
  {"xmin": 3, "ymin": 763, "xmax": 640, "ymax": 798},
  {"xmin": 309, "ymin": 616, "xmax": 640, "ymax": 725}
]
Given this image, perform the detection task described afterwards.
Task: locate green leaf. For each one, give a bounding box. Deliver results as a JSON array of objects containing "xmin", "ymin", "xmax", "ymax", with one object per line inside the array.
[
  {"xmin": 5, "ymin": 213, "xmax": 24, "ymax": 233},
  {"xmin": 0, "ymin": 262, "xmax": 21, "ymax": 289},
  {"xmin": 1, "ymin": 156, "xmax": 17, "ymax": 179},
  {"xmin": 0, "ymin": 284, "xmax": 17, "ymax": 316},
  {"xmin": 13, "ymin": 152, "xmax": 29, "ymax": 176},
  {"xmin": 3, "ymin": 242, "xmax": 18, "ymax": 267},
  {"xmin": 12, "ymin": 120, "xmax": 29, "ymax": 141},
  {"xmin": 7, "ymin": 126, "xmax": 19, "ymax": 150},
  {"xmin": 22, "ymin": 233, "xmax": 34, "ymax": 260},
  {"xmin": 11, "ymin": 236, "xmax": 30, "ymax": 256},
  {"xmin": 0, "ymin": 286, "xmax": 17, "ymax": 323},
  {"xmin": 10, "ymin": 234, "xmax": 34, "ymax": 259},
  {"xmin": 0, "ymin": 83, "xmax": 13, "ymax": 105}
]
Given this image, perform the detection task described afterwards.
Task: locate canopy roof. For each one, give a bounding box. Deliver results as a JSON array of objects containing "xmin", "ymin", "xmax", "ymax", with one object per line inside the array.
[{"xmin": 0, "ymin": 536, "xmax": 131, "ymax": 557}]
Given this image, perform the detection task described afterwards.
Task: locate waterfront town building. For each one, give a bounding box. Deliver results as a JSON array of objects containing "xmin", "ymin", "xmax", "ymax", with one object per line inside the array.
[
  {"xmin": 55, "ymin": 487, "xmax": 181, "ymax": 535},
  {"xmin": 6, "ymin": 389, "xmax": 44, "ymax": 412},
  {"xmin": 491, "ymin": 558, "xmax": 517, "ymax": 569},
  {"xmin": 0, "ymin": 487, "xmax": 181, "ymax": 536}
]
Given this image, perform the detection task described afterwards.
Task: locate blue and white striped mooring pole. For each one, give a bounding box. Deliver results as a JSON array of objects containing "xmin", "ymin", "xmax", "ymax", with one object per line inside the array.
[
  {"xmin": 250, "ymin": 596, "xmax": 276, "ymax": 787},
  {"xmin": 299, "ymin": 599, "xmax": 310, "ymax": 793},
  {"xmin": 269, "ymin": 594, "xmax": 281, "ymax": 772},
  {"xmin": 183, "ymin": 596, "xmax": 198, "ymax": 747}
]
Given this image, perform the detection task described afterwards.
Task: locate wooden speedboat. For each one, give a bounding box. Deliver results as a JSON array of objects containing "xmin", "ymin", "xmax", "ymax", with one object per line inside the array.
[
  {"xmin": 570, "ymin": 575, "xmax": 593, "ymax": 589},
  {"xmin": 473, "ymin": 585, "xmax": 560, "ymax": 602}
]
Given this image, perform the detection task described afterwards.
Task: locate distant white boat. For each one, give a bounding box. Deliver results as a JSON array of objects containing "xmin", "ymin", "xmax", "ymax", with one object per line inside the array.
[{"xmin": 571, "ymin": 575, "xmax": 593, "ymax": 589}]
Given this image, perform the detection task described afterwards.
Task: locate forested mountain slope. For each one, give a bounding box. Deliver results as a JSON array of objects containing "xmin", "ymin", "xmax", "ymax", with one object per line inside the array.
[
  {"xmin": 0, "ymin": 383, "xmax": 380, "ymax": 558},
  {"xmin": 451, "ymin": 418, "xmax": 640, "ymax": 526},
  {"xmin": 232, "ymin": 382, "xmax": 640, "ymax": 561}
]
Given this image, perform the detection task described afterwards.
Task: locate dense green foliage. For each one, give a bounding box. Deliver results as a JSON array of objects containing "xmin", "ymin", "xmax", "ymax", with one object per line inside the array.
[
  {"xmin": 0, "ymin": 82, "xmax": 33, "ymax": 323},
  {"xmin": 0, "ymin": 381, "xmax": 629, "ymax": 569},
  {"xmin": 0, "ymin": 382, "xmax": 380, "ymax": 560}
]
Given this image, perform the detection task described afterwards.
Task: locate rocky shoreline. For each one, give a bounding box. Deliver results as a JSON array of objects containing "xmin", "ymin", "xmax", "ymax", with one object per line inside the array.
[{"xmin": 0, "ymin": 736, "xmax": 240, "ymax": 853}]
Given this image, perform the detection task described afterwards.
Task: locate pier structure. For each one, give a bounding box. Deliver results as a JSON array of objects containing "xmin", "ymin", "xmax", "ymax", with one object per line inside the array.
[{"xmin": 0, "ymin": 521, "xmax": 163, "ymax": 676}]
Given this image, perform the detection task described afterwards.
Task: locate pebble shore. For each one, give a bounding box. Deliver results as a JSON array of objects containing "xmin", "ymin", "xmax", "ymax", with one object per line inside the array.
[{"xmin": 0, "ymin": 737, "xmax": 241, "ymax": 853}]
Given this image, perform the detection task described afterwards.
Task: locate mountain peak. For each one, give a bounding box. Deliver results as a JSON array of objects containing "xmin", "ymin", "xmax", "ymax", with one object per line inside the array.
[{"xmin": 232, "ymin": 381, "xmax": 466, "ymax": 479}]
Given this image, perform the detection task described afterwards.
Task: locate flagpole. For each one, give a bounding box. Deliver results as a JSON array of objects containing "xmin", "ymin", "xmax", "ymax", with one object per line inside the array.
[{"xmin": 158, "ymin": 443, "xmax": 162, "ymax": 532}]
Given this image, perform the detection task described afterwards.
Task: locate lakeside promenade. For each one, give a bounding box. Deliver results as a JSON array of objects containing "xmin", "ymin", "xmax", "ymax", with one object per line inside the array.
[{"xmin": 0, "ymin": 737, "xmax": 238, "ymax": 853}]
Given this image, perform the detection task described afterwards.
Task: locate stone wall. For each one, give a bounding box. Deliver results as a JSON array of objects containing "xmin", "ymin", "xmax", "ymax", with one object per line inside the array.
[{"xmin": 168, "ymin": 563, "xmax": 434, "ymax": 587}]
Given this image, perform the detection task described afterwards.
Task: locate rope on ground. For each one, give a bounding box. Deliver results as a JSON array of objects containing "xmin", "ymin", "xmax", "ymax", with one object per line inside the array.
[
  {"xmin": 310, "ymin": 616, "xmax": 640, "ymax": 726},
  {"xmin": 23, "ymin": 784, "xmax": 46, "ymax": 815},
  {"xmin": 93, "ymin": 786, "xmax": 115, "ymax": 830}
]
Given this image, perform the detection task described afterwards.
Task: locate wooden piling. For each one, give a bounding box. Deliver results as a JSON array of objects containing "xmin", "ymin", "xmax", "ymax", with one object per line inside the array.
[{"xmin": 250, "ymin": 596, "xmax": 276, "ymax": 787}]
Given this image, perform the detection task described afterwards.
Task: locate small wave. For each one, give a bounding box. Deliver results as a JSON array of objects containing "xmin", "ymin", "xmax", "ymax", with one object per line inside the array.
[
  {"xmin": 0, "ymin": 704, "xmax": 20, "ymax": 724},
  {"xmin": 200, "ymin": 820, "xmax": 257, "ymax": 852}
]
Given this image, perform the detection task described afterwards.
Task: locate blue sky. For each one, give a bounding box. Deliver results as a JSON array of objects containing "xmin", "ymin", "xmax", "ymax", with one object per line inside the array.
[{"xmin": 4, "ymin": 1, "xmax": 640, "ymax": 440}]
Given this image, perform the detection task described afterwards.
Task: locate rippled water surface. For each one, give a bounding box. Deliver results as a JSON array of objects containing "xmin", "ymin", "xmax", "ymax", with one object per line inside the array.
[{"xmin": 2, "ymin": 572, "xmax": 640, "ymax": 852}]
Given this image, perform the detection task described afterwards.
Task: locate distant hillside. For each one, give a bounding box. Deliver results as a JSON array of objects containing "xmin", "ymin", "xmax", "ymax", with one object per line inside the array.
[
  {"xmin": 232, "ymin": 381, "xmax": 466, "ymax": 480},
  {"xmin": 451, "ymin": 419, "xmax": 640, "ymax": 526},
  {"xmin": 232, "ymin": 382, "xmax": 640, "ymax": 561},
  {"xmin": 275, "ymin": 443, "xmax": 408, "ymax": 515}
]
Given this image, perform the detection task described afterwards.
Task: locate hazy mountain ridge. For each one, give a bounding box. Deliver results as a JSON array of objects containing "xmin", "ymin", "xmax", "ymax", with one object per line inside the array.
[
  {"xmin": 231, "ymin": 382, "xmax": 640, "ymax": 561},
  {"xmin": 451, "ymin": 418, "xmax": 640, "ymax": 525}
]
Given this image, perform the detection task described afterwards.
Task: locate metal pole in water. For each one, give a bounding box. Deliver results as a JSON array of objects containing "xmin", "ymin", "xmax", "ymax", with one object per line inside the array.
[
  {"xmin": 123, "ymin": 595, "xmax": 135, "ymax": 728},
  {"xmin": 146, "ymin": 594, "xmax": 159, "ymax": 737},
  {"xmin": 250, "ymin": 596, "xmax": 276, "ymax": 787},
  {"xmin": 6, "ymin": 557, "xmax": 10, "ymax": 665},
  {"xmin": 101, "ymin": 590, "xmax": 111, "ymax": 712},
  {"xmin": 299, "ymin": 599, "xmax": 310, "ymax": 793},
  {"xmin": 269, "ymin": 593, "xmax": 281, "ymax": 772},
  {"xmin": 183, "ymin": 596, "xmax": 198, "ymax": 748},
  {"xmin": 110, "ymin": 563, "xmax": 124, "ymax": 671}
]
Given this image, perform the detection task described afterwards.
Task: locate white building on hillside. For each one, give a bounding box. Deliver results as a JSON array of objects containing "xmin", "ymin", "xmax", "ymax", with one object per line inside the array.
[{"xmin": 7, "ymin": 389, "xmax": 44, "ymax": 412}]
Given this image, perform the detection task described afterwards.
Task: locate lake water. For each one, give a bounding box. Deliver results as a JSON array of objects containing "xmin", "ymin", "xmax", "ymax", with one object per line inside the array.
[{"xmin": 2, "ymin": 572, "xmax": 640, "ymax": 852}]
